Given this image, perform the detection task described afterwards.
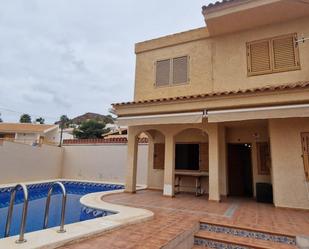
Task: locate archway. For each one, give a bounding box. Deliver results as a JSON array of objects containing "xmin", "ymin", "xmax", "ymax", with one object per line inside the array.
[{"xmin": 125, "ymin": 127, "xmax": 165, "ymax": 193}]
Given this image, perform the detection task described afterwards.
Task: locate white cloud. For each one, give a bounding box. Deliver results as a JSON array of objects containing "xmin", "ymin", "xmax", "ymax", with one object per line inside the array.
[{"xmin": 0, "ymin": 0, "xmax": 214, "ymax": 123}]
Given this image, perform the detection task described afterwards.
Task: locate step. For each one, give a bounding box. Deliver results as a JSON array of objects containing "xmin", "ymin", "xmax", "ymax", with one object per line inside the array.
[
  {"xmin": 199, "ymin": 220, "xmax": 296, "ymax": 246},
  {"xmin": 192, "ymin": 246, "xmax": 211, "ymax": 249},
  {"xmin": 194, "ymin": 230, "xmax": 297, "ymax": 249}
]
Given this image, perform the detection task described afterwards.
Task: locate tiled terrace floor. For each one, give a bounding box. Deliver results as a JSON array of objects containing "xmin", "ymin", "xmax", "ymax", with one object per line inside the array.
[{"xmin": 59, "ymin": 190, "xmax": 309, "ymax": 249}]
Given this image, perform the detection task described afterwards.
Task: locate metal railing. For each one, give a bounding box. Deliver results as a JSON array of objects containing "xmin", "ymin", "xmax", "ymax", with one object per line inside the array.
[
  {"xmin": 43, "ymin": 182, "xmax": 67, "ymax": 233},
  {"xmin": 5, "ymin": 183, "xmax": 29, "ymax": 243}
]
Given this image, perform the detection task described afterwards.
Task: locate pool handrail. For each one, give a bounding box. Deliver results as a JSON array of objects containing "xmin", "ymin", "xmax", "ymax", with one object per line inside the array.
[
  {"xmin": 4, "ymin": 183, "xmax": 29, "ymax": 243},
  {"xmin": 43, "ymin": 181, "xmax": 67, "ymax": 233}
]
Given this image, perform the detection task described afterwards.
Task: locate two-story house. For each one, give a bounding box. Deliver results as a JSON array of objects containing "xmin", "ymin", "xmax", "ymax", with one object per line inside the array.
[{"xmin": 112, "ymin": 0, "xmax": 309, "ymax": 210}]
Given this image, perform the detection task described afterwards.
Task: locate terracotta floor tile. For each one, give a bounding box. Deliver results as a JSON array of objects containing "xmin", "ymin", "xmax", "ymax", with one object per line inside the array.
[{"xmin": 58, "ymin": 190, "xmax": 309, "ymax": 249}]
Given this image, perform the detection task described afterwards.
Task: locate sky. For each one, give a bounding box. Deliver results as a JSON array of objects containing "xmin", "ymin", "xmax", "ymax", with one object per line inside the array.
[{"xmin": 0, "ymin": 0, "xmax": 214, "ymax": 124}]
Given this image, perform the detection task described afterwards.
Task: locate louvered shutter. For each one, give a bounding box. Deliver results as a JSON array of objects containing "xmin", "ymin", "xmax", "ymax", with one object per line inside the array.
[
  {"xmin": 247, "ymin": 40, "xmax": 272, "ymax": 75},
  {"xmin": 153, "ymin": 143, "xmax": 165, "ymax": 169},
  {"xmin": 199, "ymin": 143, "xmax": 209, "ymax": 171},
  {"xmin": 301, "ymin": 133, "xmax": 309, "ymax": 181},
  {"xmin": 272, "ymin": 34, "xmax": 300, "ymax": 72},
  {"xmin": 156, "ymin": 59, "xmax": 170, "ymax": 86},
  {"xmin": 257, "ymin": 142, "xmax": 271, "ymax": 175},
  {"xmin": 173, "ymin": 56, "xmax": 188, "ymax": 84}
]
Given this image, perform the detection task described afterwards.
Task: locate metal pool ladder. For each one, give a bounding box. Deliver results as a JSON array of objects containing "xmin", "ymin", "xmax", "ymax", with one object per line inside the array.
[
  {"xmin": 43, "ymin": 181, "xmax": 67, "ymax": 233},
  {"xmin": 5, "ymin": 183, "xmax": 29, "ymax": 243}
]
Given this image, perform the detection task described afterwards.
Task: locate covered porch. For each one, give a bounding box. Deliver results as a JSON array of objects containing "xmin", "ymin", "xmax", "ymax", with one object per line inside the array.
[
  {"xmin": 124, "ymin": 117, "xmax": 272, "ymax": 203},
  {"xmin": 113, "ymin": 83, "xmax": 309, "ymax": 210}
]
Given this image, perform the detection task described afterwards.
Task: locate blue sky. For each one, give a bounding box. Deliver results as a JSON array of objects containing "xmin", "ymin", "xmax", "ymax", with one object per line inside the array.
[{"xmin": 0, "ymin": 0, "xmax": 214, "ymax": 123}]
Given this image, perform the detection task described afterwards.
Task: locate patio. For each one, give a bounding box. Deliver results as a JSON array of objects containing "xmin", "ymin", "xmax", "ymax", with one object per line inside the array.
[{"xmin": 59, "ymin": 190, "xmax": 309, "ymax": 249}]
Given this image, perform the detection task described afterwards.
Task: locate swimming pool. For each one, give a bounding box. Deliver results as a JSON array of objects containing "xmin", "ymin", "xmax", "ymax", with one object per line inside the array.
[{"xmin": 0, "ymin": 181, "xmax": 124, "ymax": 239}]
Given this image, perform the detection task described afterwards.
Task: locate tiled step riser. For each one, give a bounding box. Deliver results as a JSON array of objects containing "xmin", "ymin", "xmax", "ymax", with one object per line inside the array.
[
  {"xmin": 194, "ymin": 237, "xmax": 250, "ymax": 249},
  {"xmin": 200, "ymin": 223, "xmax": 296, "ymax": 246}
]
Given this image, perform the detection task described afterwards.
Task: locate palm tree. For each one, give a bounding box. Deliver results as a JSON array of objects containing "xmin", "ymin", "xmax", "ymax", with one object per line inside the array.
[{"xmin": 58, "ymin": 115, "xmax": 70, "ymax": 147}]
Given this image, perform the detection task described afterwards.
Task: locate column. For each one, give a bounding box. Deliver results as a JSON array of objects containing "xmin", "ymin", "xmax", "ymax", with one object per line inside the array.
[
  {"xmin": 125, "ymin": 127, "xmax": 138, "ymax": 193},
  {"xmin": 163, "ymin": 134, "xmax": 175, "ymax": 197},
  {"xmin": 208, "ymin": 123, "xmax": 221, "ymax": 201}
]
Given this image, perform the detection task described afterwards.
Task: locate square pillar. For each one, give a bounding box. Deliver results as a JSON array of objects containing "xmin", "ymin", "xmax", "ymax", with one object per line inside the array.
[
  {"xmin": 125, "ymin": 128, "xmax": 138, "ymax": 193},
  {"xmin": 219, "ymin": 126, "xmax": 227, "ymax": 196},
  {"xmin": 208, "ymin": 123, "xmax": 221, "ymax": 201},
  {"xmin": 163, "ymin": 134, "xmax": 175, "ymax": 196}
]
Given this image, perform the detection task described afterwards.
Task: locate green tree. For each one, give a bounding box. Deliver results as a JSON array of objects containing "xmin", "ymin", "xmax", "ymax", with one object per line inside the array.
[
  {"xmin": 20, "ymin": 114, "xmax": 31, "ymax": 123},
  {"xmin": 73, "ymin": 120, "xmax": 110, "ymax": 139},
  {"xmin": 35, "ymin": 117, "xmax": 45, "ymax": 124}
]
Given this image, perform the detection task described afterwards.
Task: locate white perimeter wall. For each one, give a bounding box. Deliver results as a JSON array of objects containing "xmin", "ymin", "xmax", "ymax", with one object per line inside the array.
[
  {"xmin": 62, "ymin": 144, "xmax": 148, "ymax": 185},
  {"xmin": 0, "ymin": 141, "xmax": 63, "ymax": 184}
]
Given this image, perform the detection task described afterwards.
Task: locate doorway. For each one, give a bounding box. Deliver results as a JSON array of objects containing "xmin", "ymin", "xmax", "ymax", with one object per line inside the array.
[{"xmin": 228, "ymin": 143, "xmax": 253, "ymax": 197}]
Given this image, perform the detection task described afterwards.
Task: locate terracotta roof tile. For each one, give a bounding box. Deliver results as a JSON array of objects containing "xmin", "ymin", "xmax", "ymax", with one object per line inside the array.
[
  {"xmin": 0, "ymin": 123, "xmax": 58, "ymax": 133},
  {"xmin": 112, "ymin": 81, "xmax": 309, "ymax": 107},
  {"xmin": 63, "ymin": 137, "xmax": 148, "ymax": 145},
  {"xmin": 202, "ymin": 0, "xmax": 239, "ymax": 11}
]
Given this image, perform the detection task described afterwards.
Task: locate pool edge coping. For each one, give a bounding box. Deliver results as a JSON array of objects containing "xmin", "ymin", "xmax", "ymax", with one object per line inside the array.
[{"xmin": 0, "ymin": 179, "xmax": 153, "ymax": 249}]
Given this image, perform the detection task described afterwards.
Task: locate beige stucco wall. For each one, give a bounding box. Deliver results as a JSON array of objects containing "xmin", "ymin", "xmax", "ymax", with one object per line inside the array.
[
  {"xmin": 134, "ymin": 16, "xmax": 309, "ymax": 101},
  {"xmin": 269, "ymin": 118, "xmax": 309, "ymax": 209},
  {"xmin": 62, "ymin": 144, "xmax": 148, "ymax": 185},
  {"xmin": 0, "ymin": 141, "xmax": 63, "ymax": 184}
]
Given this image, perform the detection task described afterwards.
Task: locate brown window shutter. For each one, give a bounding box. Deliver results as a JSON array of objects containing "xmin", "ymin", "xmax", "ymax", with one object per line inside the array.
[
  {"xmin": 301, "ymin": 133, "xmax": 309, "ymax": 181},
  {"xmin": 199, "ymin": 143, "xmax": 209, "ymax": 171},
  {"xmin": 272, "ymin": 34, "xmax": 300, "ymax": 72},
  {"xmin": 155, "ymin": 59, "xmax": 170, "ymax": 86},
  {"xmin": 153, "ymin": 143, "xmax": 165, "ymax": 169},
  {"xmin": 172, "ymin": 56, "xmax": 188, "ymax": 84},
  {"xmin": 257, "ymin": 142, "xmax": 271, "ymax": 175},
  {"xmin": 247, "ymin": 40, "xmax": 272, "ymax": 76}
]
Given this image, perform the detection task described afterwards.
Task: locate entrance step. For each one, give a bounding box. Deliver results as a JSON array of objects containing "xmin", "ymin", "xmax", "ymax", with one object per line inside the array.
[
  {"xmin": 194, "ymin": 230, "xmax": 297, "ymax": 249},
  {"xmin": 192, "ymin": 246, "xmax": 211, "ymax": 249},
  {"xmin": 198, "ymin": 220, "xmax": 296, "ymax": 245}
]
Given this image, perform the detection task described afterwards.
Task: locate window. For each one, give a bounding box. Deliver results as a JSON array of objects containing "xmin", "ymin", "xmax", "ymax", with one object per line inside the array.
[
  {"xmin": 175, "ymin": 144, "xmax": 199, "ymax": 170},
  {"xmin": 257, "ymin": 142, "xmax": 271, "ymax": 175},
  {"xmin": 301, "ymin": 133, "xmax": 309, "ymax": 181},
  {"xmin": 155, "ymin": 56, "xmax": 189, "ymax": 86},
  {"xmin": 247, "ymin": 33, "xmax": 300, "ymax": 76},
  {"xmin": 175, "ymin": 143, "xmax": 209, "ymax": 171}
]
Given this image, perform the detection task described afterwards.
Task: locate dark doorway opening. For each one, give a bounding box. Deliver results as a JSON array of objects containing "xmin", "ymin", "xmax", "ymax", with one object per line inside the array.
[
  {"xmin": 175, "ymin": 144, "xmax": 199, "ymax": 170},
  {"xmin": 228, "ymin": 143, "xmax": 253, "ymax": 197}
]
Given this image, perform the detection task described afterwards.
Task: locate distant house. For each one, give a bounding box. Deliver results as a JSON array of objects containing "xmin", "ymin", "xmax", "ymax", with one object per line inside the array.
[{"xmin": 0, "ymin": 123, "xmax": 59, "ymax": 145}]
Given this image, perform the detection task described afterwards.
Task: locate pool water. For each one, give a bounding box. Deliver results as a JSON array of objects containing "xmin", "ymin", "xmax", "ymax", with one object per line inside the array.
[{"xmin": 0, "ymin": 181, "xmax": 124, "ymax": 239}]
